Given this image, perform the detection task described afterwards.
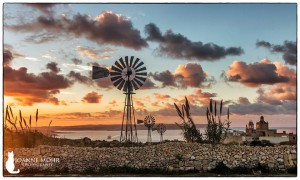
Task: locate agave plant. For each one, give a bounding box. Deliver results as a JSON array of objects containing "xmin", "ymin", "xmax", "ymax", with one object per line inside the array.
[
  {"xmin": 174, "ymin": 97, "xmax": 202, "ymax": 143},
  {"xmin": 205, "ymin": 99, "xmax": 231, "ymax": 146}
]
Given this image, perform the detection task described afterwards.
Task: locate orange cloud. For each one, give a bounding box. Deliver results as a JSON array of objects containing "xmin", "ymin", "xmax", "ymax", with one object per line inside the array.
[
  {"xmin": 153, "ymin": 93, "xmax": 170, "ymax": 100},
  {"xmin": 226, "ymin": 60, "xmax": 293, "ymax": 87},
  {"xmin": 4, "ymin": 49, "xmax": 72, "ymax": 106},
  {"xmin": 150, "ymin": 63, "xmax": 214, "ymax": 88},
  {"xmin": 82, "ymin": 91, "xmax": 102, "ymax": 103},
  {"xmin": 185, "ymin": 88, "xmax": 217, "ymax": 105}
]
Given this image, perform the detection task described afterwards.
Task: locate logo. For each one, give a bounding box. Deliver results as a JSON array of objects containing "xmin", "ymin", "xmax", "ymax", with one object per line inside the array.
[{"xmin": 5, "ymin": 151, "xmax": 20, "ymax": 174}]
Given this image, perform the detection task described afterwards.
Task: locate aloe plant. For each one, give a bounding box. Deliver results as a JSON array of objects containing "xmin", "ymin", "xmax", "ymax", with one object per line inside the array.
[
  {"xmin": 174, "ymin": 97, "xmax": 202, "ymax": 143},
  {"xmin": 205, "ymin": 99, "xmax": 231, "ymax": 146}
]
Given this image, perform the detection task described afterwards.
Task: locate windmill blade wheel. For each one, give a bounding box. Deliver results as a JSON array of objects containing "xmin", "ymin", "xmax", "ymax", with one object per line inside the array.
[{"xmin": 110, "ymin": 56, "xmax": 147, "ymax": 92}]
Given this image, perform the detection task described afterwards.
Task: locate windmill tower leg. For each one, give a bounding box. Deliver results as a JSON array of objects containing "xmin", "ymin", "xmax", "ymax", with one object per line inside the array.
[
  {"xmin": 120, "ymin": 87, "xmax": 138, "ymax": 143},
  {"xmin": 147, "ymin": 127, "xmax": 152, "ymax": 143},
  {"xmin": 131, "ymin": 94, "xmax": 138, "ymax": 142},
  {"xmin": 120, "ymin": 95, "xmax": 127, "ymax": 142}
]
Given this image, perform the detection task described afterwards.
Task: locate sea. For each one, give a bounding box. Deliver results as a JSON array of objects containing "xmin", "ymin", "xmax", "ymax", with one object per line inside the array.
[{"xmin": 55, "ymin": 127, "xmax": 296, "ymax": 143}]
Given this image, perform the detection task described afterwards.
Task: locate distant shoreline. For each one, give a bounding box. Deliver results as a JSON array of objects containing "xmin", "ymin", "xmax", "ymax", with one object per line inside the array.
[
  {"xmin": 40, "ymin": 124, "xmax": 207, "ymax": 131},
  {"xmin": 38, "ymin": 124, "xmax": 296, "ymax": 131}
]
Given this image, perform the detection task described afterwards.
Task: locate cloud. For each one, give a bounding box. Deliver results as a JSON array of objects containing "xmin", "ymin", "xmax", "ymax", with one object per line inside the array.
[
  {"xmin": 67, "ymin": 70, "xmax": 114, "ymax": 89},
  {"xmin": 63, "ymin": 63, "xmax": 91, "ymax": 72},
  {"xmin": 150, "ymin": 63, "xmax": 214, "ymax": 88},
  {"xmin": 257, "ymin": 86, "xmax": 296, "ymax": 105},
  {"xmin": 94, "ymin": 78, "xmax": 114, "ymax": 89},
  {"xmin": 3, "ymin": 49, "xmax": 13, "ymax": 67},
  {"xmin": 145, "ymin": 23, "xmax": 244, "ymax": 61},
  {"xmin": 185, "ymin": 88, "xmax": 217, "ymax": 105},
  {"xmin": 108, "ymin": 100, "xmax": 117, "ymax": 107},
  {"xmin": 150, "ymin": 70, "xmax": 176, "ymax": 87},
  {"xmin": 135, "ymin": 100, "xmax": 145, "ymax": 110},
  {"xmin": 229, "ymin": 101, "xmax": 296, "ymax": 115},
  {"xmin": 6, "ymin": 11, "xmax": 148, "ymax": 50},
  {"xmin": 76, "ymin": 46, "xmax": 114, "ymax": 60},
  {"xmin": 71, "ymin": 58, "xmax": 82, "ymax": 65},
  {"xmin": 238, "ymin": 97, "xmax": 251, "ymax": 105},
  {"xmin": 4, "ymin": 51, "xmax": 73, "ymax": 106},
  {"xmin": 82, "ymin": 91, "xmax": 102, "ymax": 103},
  {"xmin": 256, "ymin": 40, "xmax": 296, "ymax": 65},
  {"xmin": 67, "ymin": 70, "xmax": 93, "ymax": 86},
  {"xmin": 25, "ymin": 3, "xmax": 56, "ymax": 15},
  {"xmin": 46, "ymin": 62, "xmax": 60, "ymax": 73},
  {"xmin": 139, "ymin": 78, "xmax": 157, "ymax": 89},
  {"xmin": 4, "ymin": 45, "xmax": 26, "ymax": 64},
  {"xmin": 153, "ymin": 93, "xmax": 170, "ymax": 100},
  {"xmin": 42, "ymin": 54, "xmax": 58, "ymax": 60},
  {"xmin": 4, "ymin": 49, "xmax": 74, "ymax": 106},
  {"xmin": 225, "ymin": 60, "xmax": 291, "ymax": 87},
  {"xmin": 24, "ymin": 32, "xmax": 61, "ymax": 44}
]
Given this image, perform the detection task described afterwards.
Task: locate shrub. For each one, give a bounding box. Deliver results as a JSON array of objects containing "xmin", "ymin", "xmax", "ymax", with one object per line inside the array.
[
  {"xmin": 205, "ymin": 99, "xmax": 231, "ymax": 146},
  {"xmin": 174, "ymin": 97, "xmax": 202, "ymax": 143}
]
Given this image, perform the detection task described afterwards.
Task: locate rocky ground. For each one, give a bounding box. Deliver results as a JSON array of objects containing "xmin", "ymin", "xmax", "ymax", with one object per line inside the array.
[{"xmin": 3, "ymin": 142, "xmax": 297, "ymax": 176}]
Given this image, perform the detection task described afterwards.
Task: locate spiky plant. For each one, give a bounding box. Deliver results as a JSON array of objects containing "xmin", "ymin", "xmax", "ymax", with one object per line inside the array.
[
  {"xmin": 205, "ymin": 99, "xmax": 231, "ymax": 146},
  {"xmin": 4, "ymin": 105, "xmax": 53, "ymax": 148},
  {"xmin": 174, "ymin": 97, "xmax": 202, "ymax": 143}
]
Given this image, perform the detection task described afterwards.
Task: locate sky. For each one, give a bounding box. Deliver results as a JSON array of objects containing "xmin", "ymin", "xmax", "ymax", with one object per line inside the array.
[{"xmin": 3, "ymin": 3, "xmax": 297, "ymax": 127}]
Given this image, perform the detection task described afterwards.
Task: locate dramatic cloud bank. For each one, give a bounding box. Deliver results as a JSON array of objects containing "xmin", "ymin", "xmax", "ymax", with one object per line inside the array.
[
  {"xmin": 256, "ymin": 40, "xmax": 297, "ymax": 65},
  {"xmin": 145, "ymin": 23, "xmax": 244, "ymax": 61},
  {"xmin": 225, "ymin": 60, "xmax": 293, "ymax": 87},
  {"xmin": 4, "ymin": 50, "xmax": 73, "ymax": 106},
  {"xmin": 6, "ymin": 11, "xmax": 148, "ymax": 50}
]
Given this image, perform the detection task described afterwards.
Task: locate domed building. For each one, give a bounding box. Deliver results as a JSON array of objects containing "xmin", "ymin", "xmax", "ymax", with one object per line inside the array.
[{"xmin": 245, "ymin": 116, "xmax": 292, "ymax": 138}]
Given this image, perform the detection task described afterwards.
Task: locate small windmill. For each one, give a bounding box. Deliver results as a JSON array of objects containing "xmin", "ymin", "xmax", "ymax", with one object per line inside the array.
[
  {"xmin": 156, "ymin": 123, "xmax": 166, "ymax": 142},
  {"xmin": 92, "ymin": 56, "xmax": 147, "ymax": 143},
  {"xmin": 144, "ymin": 115, "xmax": 155, "ymax": 143}
]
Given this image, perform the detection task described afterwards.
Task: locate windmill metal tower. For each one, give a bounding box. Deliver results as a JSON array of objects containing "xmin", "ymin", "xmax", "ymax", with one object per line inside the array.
[
  {"xmin": 156, "ymin": 123, "xmax": 166, "ymax": 142},
  {"xmin": 144, "ymin": 115, "xmax": 155, "ymax": 143},
  {"xmin": 92, "ymin": 56, "xmax": 147, "ymax": 143}
]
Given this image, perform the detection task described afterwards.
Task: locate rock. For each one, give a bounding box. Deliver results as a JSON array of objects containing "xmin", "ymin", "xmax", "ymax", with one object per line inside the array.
[
  {"xmin": 8, "ymin": 142, "xmax": 296, "ymax": 173},
  {"xmin": 268, "ymin": 163, "xmax": 274, "ymax": 168},
  {"xmin": 186, "ymin": 167, "xmax": 194, "ymax": 171},
  {"xmin": 277, "ymin": 158, "xmax": 284, "ymax": 162},
  {"xmin": 234, "ymin": 155, "xmax": 240, "ymax": 158},
  {"xmin": 168, "ymin": 166, "xmax": 174, "ymax": 171}
]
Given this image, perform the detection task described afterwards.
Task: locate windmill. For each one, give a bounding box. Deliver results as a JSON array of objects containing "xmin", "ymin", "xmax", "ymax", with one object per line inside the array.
[
  {"xmin": 156, "ymin": 123, "xmax": 166, "ymax": 142},
  {"xmin": 92, "ymin": 56, "xmax": 147, "ymax": 143},
  {"xmin": 144, "ymin": 115, "xmax": 155, "ymax": 143}
]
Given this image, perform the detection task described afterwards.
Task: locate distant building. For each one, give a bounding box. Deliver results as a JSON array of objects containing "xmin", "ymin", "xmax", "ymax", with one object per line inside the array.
[
  {"xmin": 223, "ymin": 116, "xmax": 296, "ymax": 145},
  {"xmin": 245, "ymin": 116, "xmax": 296, "ymax": 144}
]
